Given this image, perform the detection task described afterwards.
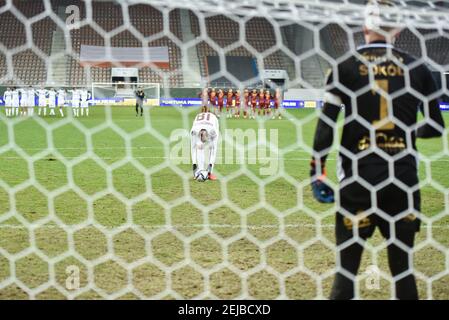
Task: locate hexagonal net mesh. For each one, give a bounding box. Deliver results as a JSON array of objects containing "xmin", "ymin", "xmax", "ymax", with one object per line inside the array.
[{"xmin": 0, "ymin": 0, "xmax": 448, "ymax": 300}]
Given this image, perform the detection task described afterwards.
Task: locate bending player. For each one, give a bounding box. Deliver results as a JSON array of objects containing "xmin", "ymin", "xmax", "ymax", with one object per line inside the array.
[{"xmin": 191, "ymin": 112, "xmax": 219, "ymax": 181}]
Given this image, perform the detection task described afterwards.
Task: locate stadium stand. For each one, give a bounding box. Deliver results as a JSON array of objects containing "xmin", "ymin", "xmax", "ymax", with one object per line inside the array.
[
  {"xmin": 66, "ymin": 2, "xmax": 184, "ymax": 87},
  {"xmin": 0, "ymin": 0, "xmax": 56, "ymax": 85},
  {"xmin": 190, "ymin": 13, "xmax": 291, "ymax": 87}
]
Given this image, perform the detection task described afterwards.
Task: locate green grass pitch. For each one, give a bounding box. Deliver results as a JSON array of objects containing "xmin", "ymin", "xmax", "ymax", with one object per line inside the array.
[{"xmin": 0, "ymin": 106, "xmax": 448, "ymax": 299}]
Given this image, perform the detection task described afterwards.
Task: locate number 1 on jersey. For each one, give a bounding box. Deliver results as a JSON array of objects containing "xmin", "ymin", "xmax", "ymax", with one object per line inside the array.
[{"xmin": 372, "ymin": 79, "xmax": 395, "ymax": 130}]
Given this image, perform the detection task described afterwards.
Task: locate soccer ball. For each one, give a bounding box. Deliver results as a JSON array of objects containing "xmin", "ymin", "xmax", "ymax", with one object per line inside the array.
[{"xmin": 195, "ymin": 170, "xmax": 209, "ymax": 182}]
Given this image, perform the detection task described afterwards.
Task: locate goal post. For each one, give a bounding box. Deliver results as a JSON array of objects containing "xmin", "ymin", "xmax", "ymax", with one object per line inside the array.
[{"xmin": 91, "ymin": 82, "xmax": 161, "ymax": 106}]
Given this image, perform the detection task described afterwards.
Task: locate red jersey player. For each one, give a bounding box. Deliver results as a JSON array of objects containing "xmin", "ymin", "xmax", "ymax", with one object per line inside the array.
[
  {"xmin": 226, "ymin": 88, "xmax": 234, "ymax": 118},
  {"xmin": 217, "ymin": 89, "xmax": 225, "ymax": 115},
  {"xmin": 209, "ymin": 88, "xmax": 217, "ymax": 114},
  {"xmin": 274, "ymin": 88, "xmax": 282, "ymax": 119},
  {"xmin": 199, "ymin": 87, "xmax": 209, "ymax": 113},
  {"xmin": 250, "ymin": 89, "xmax": 258, "ymax": 119},
  {"xmin": 258, "ymin": 88, "xmax": 265, "ymax": 116},
  {"xmin": 243, "ymin": 89, "xmax": 250, "ymax": 119},
  {"xmin": 264, "ymin": 90, "xmax": 272, "ymax": 118},
  {"xmin": 234, "ymin": 89, "xmax": 241, "ymax": 118}
]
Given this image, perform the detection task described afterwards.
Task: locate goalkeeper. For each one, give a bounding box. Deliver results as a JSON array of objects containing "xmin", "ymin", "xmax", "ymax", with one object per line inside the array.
[
  {"xmin": 135, "ymin": 87, "xmax": 145, "ymax": 117},
  {"xmin": 310, "ymin": 1, "xmax": 445, "ymax": 300}
]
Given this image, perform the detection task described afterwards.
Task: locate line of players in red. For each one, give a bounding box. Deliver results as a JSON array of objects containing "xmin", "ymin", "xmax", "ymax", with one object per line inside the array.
[{"xmin": 199, "ymin": 87, "xmax": 283, "ymax": 119}]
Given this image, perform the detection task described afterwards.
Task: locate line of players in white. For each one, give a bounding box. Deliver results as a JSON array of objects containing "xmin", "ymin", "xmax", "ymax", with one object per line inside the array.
[{"xmin": 2, "ymin": 87, "xmax": 92, "ymax": 117}]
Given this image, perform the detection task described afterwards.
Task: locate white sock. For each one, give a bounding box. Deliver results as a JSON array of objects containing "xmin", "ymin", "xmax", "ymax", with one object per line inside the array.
[
  {"xmin": 59, "ymin": 108, "xmax": 64, "ymax": 117},
  {"xmin": 43, "ymin": 108, "xmax": 46, "ymax": 116},
  {"xmin": 197, "ymin": 147, "xmax": 205, "ymax": 171},
  {"xmin": 86, "ymin": 108, "xmax": 89, "ymax": 117},
  {"xmin": 81, "ymin": 108, "xmax": 84, "ymax": 116}
]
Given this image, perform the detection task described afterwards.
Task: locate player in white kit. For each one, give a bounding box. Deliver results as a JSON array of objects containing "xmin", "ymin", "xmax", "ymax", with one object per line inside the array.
[
  {"xmin": 190, "ymin": 112, "xmax": 220, "ymax": 181},
  {"xmin": 48, "ymin": 88, "xmax": 57, "ymax": 116},
  {"xmin": 80, "ymin": 89, "xmax": 91, "ymax": 117},
  {"xmin": 70, "ymin": 88, "xmax": 80, "ymax": 117},
  {"xmin": 20, "ymin": 88, "xmax": 28, "ymax": 116},
  {"xmin": 57, "ymin": 88, "xmax": 66, "ymax": 117},
  {"xmin": 27, "ymin": 86, "xmax": 36, "ymax": 116},
  {"xmin": 12, "ymin": 88, "xmax": 20, "ymax": 116},
  {"xmin": 3, "ymin": 88, "xmax": 12, "ymax": 117},
  {"xmin": 37, "ymin": 87, "xmax": 48, "ymax": 116}
]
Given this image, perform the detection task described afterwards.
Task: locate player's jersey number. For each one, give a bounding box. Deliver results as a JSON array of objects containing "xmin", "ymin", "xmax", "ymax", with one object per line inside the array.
[
  {"xmin": 372, "ymin": 79, "xmax": 395, "ymax": 130},
  {"xmin": 196, "ymin": 113, "xmax": 211, "ymax": 122}
]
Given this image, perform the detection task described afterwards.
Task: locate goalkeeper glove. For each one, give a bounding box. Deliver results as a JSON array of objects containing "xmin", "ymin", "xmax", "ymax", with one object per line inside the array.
[{"xmin": 310, "ymin": 159, "xmax": 335, "ymax": 203}]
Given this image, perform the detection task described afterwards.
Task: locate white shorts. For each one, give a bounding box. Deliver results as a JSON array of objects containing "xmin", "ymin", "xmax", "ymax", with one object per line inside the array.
[
  {"xmin": 5, "ymin": 99, "xmax": 11, "ymax": 107},
  {"xmin": 49, "ymin": 103, "xmax": 56, "ymax": 109},
  {"xmin": 12, "ymin": 101, "xmax": 19, "ymax": 108},
  {"xmin": 58, "ymin": 99, "xmax": 65, "ymax": 106},
  {"xmin": 39, "ymin": 101, "xmax": 46, "ymax": 107},
  {"xmin": 72, "ymin": 101, "xmax": 80, "ymax": 108},
  {"xmin": 81, "ymin": 101, "xmax": 89, "ymax": 108}
]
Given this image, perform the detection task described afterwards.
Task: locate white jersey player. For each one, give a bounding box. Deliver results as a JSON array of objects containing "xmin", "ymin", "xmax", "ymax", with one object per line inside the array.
[
  {"xmin": 27, "ymin": 87, "xmax": 36, "ymax": 116},
  {"xmin": 3, "ymin": 88, "xmax": 12, "ymax": 117},
  {"xmin": 12, "ymin": 88, "xmax": 20, "ymax": 116},
  {"xmin": 20, "ymin": 88, "xmax": 28, "ymax": 116},
  {"xmin": 37, "ymin": 88, "xmax": 47, "ymax": 116},
  {"xmin": 48, "ymin": 89, "xmax": 57, "ymax": 116},
  {"xmin": 57, "ymin": 89, "xmax": 66, "ymax": 117},
  {"xmin": 80, "ymin": 89, "xmax": 91, "ymax": 117},
  {"xmin": 190, "ymin": 112, "xmax": 219, "ymax": 181},
  {"xmin": 70, "ymin": 88, "xmax": 80, "ymax": 117}
]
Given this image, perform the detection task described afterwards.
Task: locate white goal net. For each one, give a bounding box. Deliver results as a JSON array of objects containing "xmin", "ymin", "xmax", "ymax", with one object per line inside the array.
[{"xmin": 0, "ymin": 0, "xmax": 448, "ymax": 300}]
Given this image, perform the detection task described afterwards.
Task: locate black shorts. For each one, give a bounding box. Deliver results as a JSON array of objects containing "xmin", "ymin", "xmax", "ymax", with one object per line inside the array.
[{"xmin": 336, "ymin": 168, "xmax": 421, "ymax": 245}]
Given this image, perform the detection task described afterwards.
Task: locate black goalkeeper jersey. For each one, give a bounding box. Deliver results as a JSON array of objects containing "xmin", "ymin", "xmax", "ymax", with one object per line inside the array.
[
  {"xmin": 313, "ymin": 40, "xmax": 445, "ymax": 182},
  {"xmin": 136, "ymin": 91, "xmax": 145, "ymax": 100}
]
